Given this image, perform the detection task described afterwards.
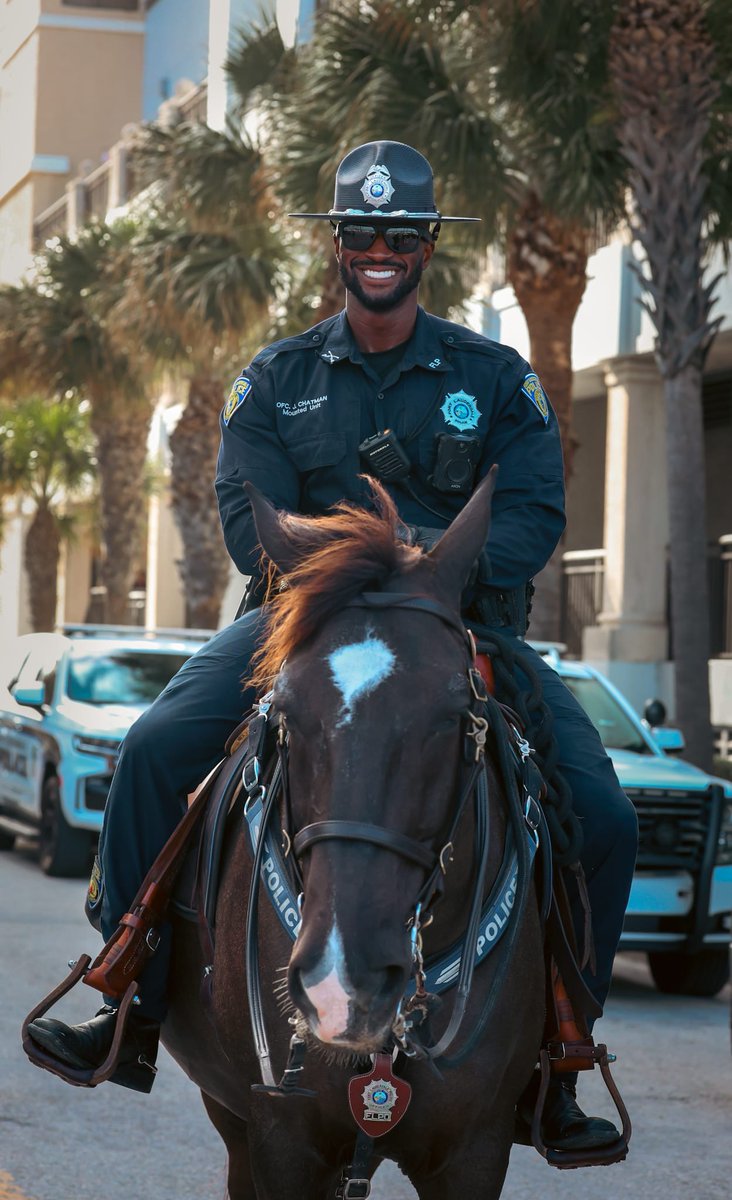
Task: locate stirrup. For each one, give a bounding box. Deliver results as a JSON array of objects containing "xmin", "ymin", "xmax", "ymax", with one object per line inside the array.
[
  {"xmin": 531, "ymin": 1045, "xmax": 632, "ymax": 1169},
  {"xmin": 21, "ymin": 954, "xmax": 140, "ymax": 1089}
]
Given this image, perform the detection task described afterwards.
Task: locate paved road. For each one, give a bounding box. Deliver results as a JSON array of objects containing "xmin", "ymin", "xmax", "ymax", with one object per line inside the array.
[{"xmin": 1, "ymin": 843, "xmax": 730, "ymax": 1200}]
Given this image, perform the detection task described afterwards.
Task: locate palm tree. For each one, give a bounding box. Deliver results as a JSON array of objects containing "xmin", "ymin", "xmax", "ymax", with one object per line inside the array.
[
  {"xmin": 0, "ymin": 395, "xmax": 94, "ymax": 630},
  {"xmin": 225, "ymin": 9, "xmax": 484, "ymax": 328},
  {"xmin": 223, "ymin": 1, "xmax": 628, "ymax": 635},
  {"xmin": 0, "ymin": 223, "xmax": 152, "ymax": 624},
  {"xmin": 608, "ymin": 0, "xmax": 732, "ymax": 768},
  {"xmin": 114, "ymin": 120, "xmax": 287, "ymax": 627}
]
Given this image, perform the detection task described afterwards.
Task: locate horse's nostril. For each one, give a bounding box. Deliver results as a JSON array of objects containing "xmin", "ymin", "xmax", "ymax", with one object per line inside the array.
[{"xmin": 374, "ymin": 964, "xmax": 407, "ymax": 1007}]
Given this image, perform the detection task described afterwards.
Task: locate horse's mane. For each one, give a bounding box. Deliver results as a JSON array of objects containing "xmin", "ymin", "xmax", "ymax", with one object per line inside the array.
[{"xmin": 248, "ymin": 480, "xmax": 422, "ymax": 692}]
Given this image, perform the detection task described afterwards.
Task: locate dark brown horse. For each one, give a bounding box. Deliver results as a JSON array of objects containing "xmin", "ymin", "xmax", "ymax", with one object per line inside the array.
[{"xmin": 162, "ymin": 470, "xmax": 545, "ymax": 1199}]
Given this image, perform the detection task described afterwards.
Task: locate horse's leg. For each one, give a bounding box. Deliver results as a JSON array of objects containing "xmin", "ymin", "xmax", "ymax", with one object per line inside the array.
[
  {"xmin": 200, "ymin": 1091, "xmax": 256, "ymax": 1200},
  {"xmin": 409, "ymin": 1114, "xmax": 515, "ymax": 1200}
]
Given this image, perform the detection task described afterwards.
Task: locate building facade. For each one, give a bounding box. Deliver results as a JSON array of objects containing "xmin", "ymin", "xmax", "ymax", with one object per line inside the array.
[{"xmin": 2, "ymin": 1, "xmax": 731, "ymax": 737}]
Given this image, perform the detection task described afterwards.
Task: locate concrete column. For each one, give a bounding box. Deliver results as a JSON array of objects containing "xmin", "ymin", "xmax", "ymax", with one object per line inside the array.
[{"xmin": 583, "ymin": 356, "xmax": 669, "ymax": 662}]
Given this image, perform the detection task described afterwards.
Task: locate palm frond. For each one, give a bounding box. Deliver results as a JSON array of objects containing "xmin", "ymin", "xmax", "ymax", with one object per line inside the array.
[{"xmin": 131, "ymin": 120, "xmax": 267, "ymax": 230}]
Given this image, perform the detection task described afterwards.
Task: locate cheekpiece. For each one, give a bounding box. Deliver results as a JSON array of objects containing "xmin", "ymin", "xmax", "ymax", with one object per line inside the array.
[{"xmin": 289, "ymin": 140, "xmax": 479, "ymax": 224}]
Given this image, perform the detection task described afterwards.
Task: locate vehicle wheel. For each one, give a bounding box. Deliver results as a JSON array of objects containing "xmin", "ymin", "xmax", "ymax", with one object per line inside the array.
[
  {"xmin": 0, "ymin": 829, "xmax": 16, "ymax": 851},
  {"xmin": 648, "ymin": 948, "xmax": 731, "ymax": 997},
  {"xmin": 38, "ymin": 775, "xmax": 91, "ymax": 878}
]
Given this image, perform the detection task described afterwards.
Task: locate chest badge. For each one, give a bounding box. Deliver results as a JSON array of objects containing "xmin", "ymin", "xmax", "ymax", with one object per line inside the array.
[
  {"xmin": 521, "ymin": 373, "xmax": 549, "ymax": 424},
  {"xmin": 360, "ymin": 164, "xmax": 395, "ymax": 209},
  {"xmin": 441, "ymin": 390, "xmax": 480, "ymax": 431},
  {"xmin": 223, "ymin": 374, "xmax": 252, "ymax": 426}
]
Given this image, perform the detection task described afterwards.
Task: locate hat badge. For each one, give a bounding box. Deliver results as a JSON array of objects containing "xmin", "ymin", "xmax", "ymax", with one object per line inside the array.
[{"xmin": 360, "ymin": 163, "xmax": 394, "ymax": 208}]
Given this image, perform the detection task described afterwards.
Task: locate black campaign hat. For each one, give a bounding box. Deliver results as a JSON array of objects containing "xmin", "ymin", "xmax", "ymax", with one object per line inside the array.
[{"xmin": 289, "ymin": 140, "xmax": 479, "ymax": 224}]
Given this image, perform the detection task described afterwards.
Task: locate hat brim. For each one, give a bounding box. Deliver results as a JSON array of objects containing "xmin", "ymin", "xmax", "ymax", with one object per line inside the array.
[{"xmin": 289, "ymin": 210, "xmax": 480, "ymax": 223}]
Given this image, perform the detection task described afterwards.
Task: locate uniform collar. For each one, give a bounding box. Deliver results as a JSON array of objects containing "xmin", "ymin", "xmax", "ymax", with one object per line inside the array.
[{"xmin": 318, "ymin": 307, "xmax": 450, "ymax": 373}]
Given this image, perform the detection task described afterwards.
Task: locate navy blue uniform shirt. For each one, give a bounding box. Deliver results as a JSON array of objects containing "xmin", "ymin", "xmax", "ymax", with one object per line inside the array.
[{"xmin": 215, "ymin": 307, "xmax": 566, "ymax": 592}]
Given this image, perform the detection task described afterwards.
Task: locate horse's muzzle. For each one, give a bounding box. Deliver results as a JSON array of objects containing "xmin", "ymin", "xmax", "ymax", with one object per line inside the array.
[{"xmin": 288, "ymin": 960, "xmax": 406, "ymax": 1051}]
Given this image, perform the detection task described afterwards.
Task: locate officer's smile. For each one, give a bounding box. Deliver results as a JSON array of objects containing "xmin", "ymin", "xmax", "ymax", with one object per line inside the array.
[{"xmin": 353, "ymin": 261, "xmax": 404, "ymax": 282}]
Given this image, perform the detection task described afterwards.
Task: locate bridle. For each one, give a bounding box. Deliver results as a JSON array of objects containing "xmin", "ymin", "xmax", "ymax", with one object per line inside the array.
[
  {"xmin": 245, "ymin": 589, "xmax": 535, "ymax": 1090},
  {"xmin": 293, "ymin": 592, "xmax": 489, "ymax": 905}
]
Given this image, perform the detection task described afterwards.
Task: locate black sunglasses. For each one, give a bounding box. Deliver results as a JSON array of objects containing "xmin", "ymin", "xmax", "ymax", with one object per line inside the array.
[{"xmin": 336, "ymin": 223, "xmax": 432, "ymax": 254}]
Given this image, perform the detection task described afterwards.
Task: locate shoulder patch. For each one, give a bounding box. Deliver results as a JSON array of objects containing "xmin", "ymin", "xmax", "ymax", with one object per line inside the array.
[
  {"xmin": 223, "ymin": 374, "xmax": 252, "ymax": 426},
  {"xmin": 521, "ymin": 373, "xmax": 549, "ymax": 425}
]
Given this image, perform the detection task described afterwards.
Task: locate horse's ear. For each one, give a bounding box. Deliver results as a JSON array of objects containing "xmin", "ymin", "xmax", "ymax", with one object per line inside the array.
[
  {"xmin": 244, "ymin": 482, "xmax": 302, "ymax": 575},
  {"xmin": 428, "ymin": 466, "xmax": 498, "ymax": 597}
]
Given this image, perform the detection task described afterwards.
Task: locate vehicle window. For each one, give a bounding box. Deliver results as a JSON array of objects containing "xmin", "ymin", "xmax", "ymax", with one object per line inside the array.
[
  {"xmin": 66, "ymin": 651, "xmax": 190, "ymax": 705},
  {"xmin": 561, "ymin": 677, "xmax": 650, "ymax": 753}
]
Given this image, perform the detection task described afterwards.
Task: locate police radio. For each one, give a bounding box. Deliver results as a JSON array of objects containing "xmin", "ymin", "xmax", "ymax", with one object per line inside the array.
[{"xmin": 358, "ymin": 430, "xmax": 411, "ymax": 481}]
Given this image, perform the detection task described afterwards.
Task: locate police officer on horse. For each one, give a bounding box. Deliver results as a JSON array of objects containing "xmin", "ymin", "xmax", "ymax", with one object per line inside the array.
[{"xmin": 28, "ymin": 141, "xmax": 638, "ymax": 1154}]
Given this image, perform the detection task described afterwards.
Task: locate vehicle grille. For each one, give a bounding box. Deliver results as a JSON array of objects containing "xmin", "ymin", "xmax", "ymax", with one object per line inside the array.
[{"xmin": 625, "ymin": 787, "xmax": 710, "ymax": 870}]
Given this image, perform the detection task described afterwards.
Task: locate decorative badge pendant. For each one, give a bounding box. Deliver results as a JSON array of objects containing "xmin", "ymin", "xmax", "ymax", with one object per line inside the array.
[
  {"xmin": 347, "ymin": 1052, "xmax": 412, "ymax": 1138},
  {"xmin": 441, "ymin": 390, "xmax": 480, "ymax": 431},
  {"xmin": 360, "ymin": 164, "xmax": 395, "ymax": 209}
]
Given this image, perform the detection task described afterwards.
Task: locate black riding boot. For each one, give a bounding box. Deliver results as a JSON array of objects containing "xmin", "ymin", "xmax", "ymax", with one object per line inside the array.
[
  {"xmin": 27, "ymin": 1005, "xmax": 159, "ymax": 1093},
  {"xmin": 514, "ymin": 1073, "xmax": 620, "ymax": 1151}
]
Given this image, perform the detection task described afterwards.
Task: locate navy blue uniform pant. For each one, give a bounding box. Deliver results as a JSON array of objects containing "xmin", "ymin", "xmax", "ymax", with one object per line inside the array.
[{"xmin": 97, "ymin": 614, "xmax": 637, "ymax": 1022}]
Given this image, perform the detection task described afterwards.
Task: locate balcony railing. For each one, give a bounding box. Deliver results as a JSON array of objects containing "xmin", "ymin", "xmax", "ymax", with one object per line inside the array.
[
  {"xmin": 31, "ymin": 81, "xmax": 208, "ymax": 248},
  {"xmin": 85, "ymin": 161, "xmax": 111, "ymax": 221},
  {"xmin": 718, "ymin": 535, "xmax": 732, "ymax": 657},
  {"xmin": 32, "ymin": 193, "xmax": 69, "ymax": 247},
  {"xmin": 560, "ymin": 549, "xmax": 605, "ymax": 657},
  {"xmin": 177, "ymin": 82, "xmax": 208, "ymax": 124}
]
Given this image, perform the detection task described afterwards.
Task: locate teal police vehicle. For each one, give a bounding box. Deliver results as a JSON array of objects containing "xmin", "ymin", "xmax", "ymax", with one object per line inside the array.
[
  {"xmin": 0, "ymin": 626, "xmax": 208, "ymax": 878},
  {"xmin": 536, "ymin": 645, "xmax": 732, "ymax": 998}
]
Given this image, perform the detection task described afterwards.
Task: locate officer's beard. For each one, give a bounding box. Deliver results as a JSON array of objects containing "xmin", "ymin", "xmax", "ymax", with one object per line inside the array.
[{"xmin": 339, "ymin": 256, "xmax": 424, "ymax": 312}]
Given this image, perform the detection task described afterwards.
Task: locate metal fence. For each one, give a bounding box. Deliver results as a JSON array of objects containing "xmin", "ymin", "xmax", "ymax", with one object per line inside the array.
[
  {"xmin": 561, "ymin": 538, "xmax": 732, "ymax": 659},
  {"xmin": 560, "ymin": 549, "xmax": 605, "ymax": 657}
]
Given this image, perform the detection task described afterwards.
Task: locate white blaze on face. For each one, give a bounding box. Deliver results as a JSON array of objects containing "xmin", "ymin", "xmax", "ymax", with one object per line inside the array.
[
  {"xmin": 301, "ymin": 924, "xmax": 353, "ymax": 1042},
  {"xmin": 328, "ymin": 635, "xmax": 395, "ymax": 725}
]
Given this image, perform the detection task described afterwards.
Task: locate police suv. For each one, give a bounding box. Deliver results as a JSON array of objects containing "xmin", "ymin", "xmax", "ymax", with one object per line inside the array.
[
  {"xmin": 537, "ymin": 646, "xmax": 732, "ymax": 998},
  {"xmin": 0, "ymin": 626, "xmax": 208, "ymax": 877}
]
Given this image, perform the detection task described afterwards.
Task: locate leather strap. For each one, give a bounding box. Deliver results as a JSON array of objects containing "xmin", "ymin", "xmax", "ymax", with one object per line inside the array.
[
  {"xmin": 83, "ymin": 752, "xmax": 232, "ymax": 997},
  {"xmin": 294, "ymin": 820, "xmax": 436, "ymax": 870}
]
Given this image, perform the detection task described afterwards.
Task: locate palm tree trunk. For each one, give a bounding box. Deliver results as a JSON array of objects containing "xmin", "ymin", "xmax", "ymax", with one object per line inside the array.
[
  {"xmin": 24, "ymin": 500, "xmax": 60, "ymax": 632},
  {"xmin": 507, "ymin": 194, "xmax": 589, "ymax": 640},
  {"xmin": 90, "ymin": 404, "xmax": 151, "ymax": 625},
  {"xmin": 169, "ymin": 376, "xmax": 231, "ymax": 630},
  {"xmin": 666, "ymin": 365, "xmax": 713, "ymax": 767},
  {"xmin": 610, "ymin": 0, "xmax": 719, "ymax": 769}
]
